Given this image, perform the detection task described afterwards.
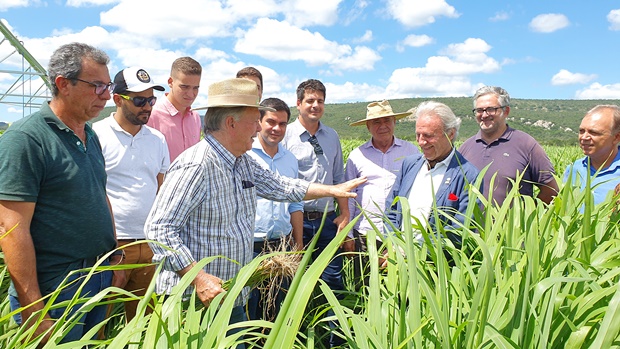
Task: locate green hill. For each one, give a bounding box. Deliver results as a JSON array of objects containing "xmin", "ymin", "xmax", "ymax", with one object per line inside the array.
[{"xmin": 94, "ymin": 98, "xmax": 620, "ymax": 146}]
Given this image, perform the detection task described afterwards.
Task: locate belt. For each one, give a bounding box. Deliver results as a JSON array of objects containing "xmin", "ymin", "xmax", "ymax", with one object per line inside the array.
[
  {"xmin": 82, "ymin": 253, "xmax": 108, "ymax": 268},
  {"xmin": 118, "ymin": 238, "xmax": 144, "ymax": 242},
  {"xmin": 304, "ymin": 210, "xmax": 335, "ymax": 221}
]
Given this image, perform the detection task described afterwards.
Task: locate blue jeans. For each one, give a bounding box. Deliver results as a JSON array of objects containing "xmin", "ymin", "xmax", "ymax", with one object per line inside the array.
[
  {"xmin": 228, "ymin": 305, "xmax": 247, "ymax": 349},
  {"xmin": 10, "ymin": 261, "xmax": 113, "ymax": 343},
  {"xmin": 303, "ymin": 211, "xmax": 346, "ymax": 347}
]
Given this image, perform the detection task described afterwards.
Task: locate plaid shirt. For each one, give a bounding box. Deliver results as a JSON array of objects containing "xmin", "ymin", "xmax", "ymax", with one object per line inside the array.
[{"xmin": 145, "ymin": 134, "xmax": 309, "ymax": 306}]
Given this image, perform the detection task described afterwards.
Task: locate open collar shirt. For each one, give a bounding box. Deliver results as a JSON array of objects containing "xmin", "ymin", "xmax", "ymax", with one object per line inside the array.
[
  {"xmin": 145, "ymin": 134, "xmax": 309, "ymax": 306},
  {"xmin": 147, "ymin": 94, "xmax": 202, "ymax": 162},
  {"xmin": 249, "ymin": 139, "xmax": 304, "ymax": 241},
  {"xmin": 345, "ymin": 137, "xmax": 418, "ymax": 233},
  {"xmin": 282, "ymin": 119, "xmax": 344, "ymax": 212},
  {"xmin": 564, "ymin": 148, "xmax": 620, "ymax": 206}
]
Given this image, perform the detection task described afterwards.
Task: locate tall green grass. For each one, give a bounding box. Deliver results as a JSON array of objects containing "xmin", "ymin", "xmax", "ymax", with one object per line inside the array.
[{"xmin": 1, "ymin": 144, "xmax": 619, "ymax": 348}]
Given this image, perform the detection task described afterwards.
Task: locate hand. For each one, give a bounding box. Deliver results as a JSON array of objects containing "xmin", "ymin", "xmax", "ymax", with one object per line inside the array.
[
  {"xmin": 333, "ymin": 214, "xmax": 350, "ymax": 234},
  {"xmin": 332, "ymin": 177, "xmax": 367, "ymax": 198},
  {"xmin": 22, "ymin": 313, "xmax": 53, "ymax": 347},
  {"xmin": 193, "ymin": 272, "xmax": 225, "ymax": 307},
  {"xmin": 111, "ymin": 269, "xmax": 127, "ymax": 289},
  {"xmin": 341, "ymin": 237, "xmax": 355, "ymax": 254}
]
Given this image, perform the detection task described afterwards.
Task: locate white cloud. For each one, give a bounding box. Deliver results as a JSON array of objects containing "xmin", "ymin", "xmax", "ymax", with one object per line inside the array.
[
  {"xmin": 529, "ymin": 13, "xmax": 570, "ymax": 33},
  {"xmin": 325, "ymin": 81, "xmax": 385, "ymax": 103},
  {"xmin": 353, "ymin": 30, "xmax": 373, "ymax": 44},
  {"xmin": 100, "ymin": 0, "xmax": 235, "ymax": 40},
  {"xmin": 66, "ymin": 0, "xmax": 118, "ymax": 6},
  {"xmin": 385, "ymin": 38, "xmax": 500, "ymax": 97},
  {"xmin": 0, "ymin": 0, "xmax": 30, "ymax": 12},
  {"xmin": 8, "ymin": 107, "xmax": 22, "ymax": 113},
  {"xmin": 396, "ymin": 34, "xmax": 434, "ymax": 52},
  {"xmin": 281, "ymin": 0, "xmax": 344, "ymax": 27},
  {"xmin": 235, "ymin": 18, "xmax": 381, "ymax": 72},
  {"xmin": 607, "ymin": 9, "xmax": 620, "ymax": 31},
  {"xmin": 386, "ymin": 0, "xmax": 459, "ymax": 28},
  {"xmin": 551, "ymin": 69, "xmax": 597, "ymax": 86},
  {"xmin": 575, "ymin": 83, "xmax": 620, "ymax": 99},
  {"xmin": 490, "ymin": 11, "xmax": 509, "ymax": 22},
  {"xmin": 342, "ymin": 0, "xmax": 370, "ymax": 26}
]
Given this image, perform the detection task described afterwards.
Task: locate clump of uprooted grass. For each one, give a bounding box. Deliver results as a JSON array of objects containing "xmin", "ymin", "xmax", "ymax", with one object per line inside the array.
[{"xmin": 224, "ymin": 239, "xmax": 301, "ymax": 321}]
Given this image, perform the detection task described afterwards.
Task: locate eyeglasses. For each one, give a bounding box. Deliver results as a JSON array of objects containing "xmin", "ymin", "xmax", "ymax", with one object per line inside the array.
[
  {"xmin": 473, "ymin": 106, "xmax": 504, "ymax": 116},
  {"xmin": 308, "ymin": 135, "xmax": 324, "ymax": 155},
  {"xmin": 72, "ymin": 78, "xmax": 116, "ymax": 95},
  {"xmin": 118, "ymin": 94, "xmax": 157, "ymax": 107}
]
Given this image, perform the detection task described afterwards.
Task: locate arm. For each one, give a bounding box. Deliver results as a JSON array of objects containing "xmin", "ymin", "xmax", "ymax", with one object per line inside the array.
[
  {"xmin": 303, "ymin": 177, "xmax": 366, "ymax": 200},
  {"xmin": 537, "ymin": 178, "xmax": 559, "ymax": 204},
  {"xmin": 106, "ymin": 196, "xmax": 126, "ymax": 287},
  {"xmin": 156, "ymin": 173, "xmax": 165, "ymax": 193},
  {"xmin": 0, "ymin": 201, "xmax": 53, "ymax": 341},
  {"xmin": 289, "ymin": 210, "xmax": 304, "ymax": 250}
]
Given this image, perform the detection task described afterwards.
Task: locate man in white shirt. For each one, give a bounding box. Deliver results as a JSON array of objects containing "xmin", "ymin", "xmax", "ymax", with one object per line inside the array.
[{"xmin": 93, "ymin": 67, "xmax": 170, "ymax": 320}]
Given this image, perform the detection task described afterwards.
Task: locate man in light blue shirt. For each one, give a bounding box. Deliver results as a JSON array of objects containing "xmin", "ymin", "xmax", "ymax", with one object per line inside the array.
[
  {"xmin": 247, "ymin": 98, "xmax": 303, "ymax": 320},
  {"xmin": 564, "ymin": 104, "xmax": 620, "ymax": 206}
]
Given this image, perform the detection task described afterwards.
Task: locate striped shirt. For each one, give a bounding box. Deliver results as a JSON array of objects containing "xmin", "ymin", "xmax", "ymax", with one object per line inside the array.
[{"xmin": 145, "ymin": 133, "xmax": 309, "ymax": 306}]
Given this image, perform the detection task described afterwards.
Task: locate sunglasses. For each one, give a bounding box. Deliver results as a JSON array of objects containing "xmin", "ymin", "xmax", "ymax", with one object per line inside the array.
[
  {"xmin": 308, "ymin": 135, "xmax": 324, "ymax": 155},
  {"xmin": 118, "ymin": 94, "xmax": 157, "ymax": 107},
  {"xmin": 72, "ymin": 78, "xmax": 116, "ymax": 95}
]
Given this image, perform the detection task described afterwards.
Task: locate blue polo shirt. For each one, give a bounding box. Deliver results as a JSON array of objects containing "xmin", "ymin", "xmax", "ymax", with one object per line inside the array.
[
  {"xmin": 0, "ymin": 103, "xmax": 116, "ymax": 294},
  {"xmin": 564, "ymin": 148, "xmax": 620, "ymax": 206}
]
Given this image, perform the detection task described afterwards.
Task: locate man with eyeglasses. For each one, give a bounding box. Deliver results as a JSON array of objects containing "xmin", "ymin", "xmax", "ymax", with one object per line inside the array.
[
  {"xmin": 281, "ymin": 79, "xmax": 348, "ymax": 348},
  {"xmin": 147, "ymin": 57, "xmax": 202, "ymax": 162},
  {"xmin": 0, "ymin": 42, "xmax": 125, "ymax": 344},
  {"xmin": 93, "ymin": 67, "xmax": 170, "ymax": 321},
  {"xmin": 459, "ymin": 86, "xmax": 558, "ymax": 206}
]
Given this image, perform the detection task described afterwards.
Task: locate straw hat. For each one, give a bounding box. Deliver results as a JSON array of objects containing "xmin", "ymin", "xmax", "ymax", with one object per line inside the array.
[
  {"xmin": 193, "ymin": 78, "xmax": 274, "ymax": 111},
  {"xmin": 349, "ymin": 100, "xmax": 412, "ymax": 126}
]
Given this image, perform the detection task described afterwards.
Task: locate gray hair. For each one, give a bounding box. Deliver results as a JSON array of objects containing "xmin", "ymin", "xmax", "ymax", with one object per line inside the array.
[
  {"xmin": 586, "ymin": 104, "xmax": 620, "ymax": 133},
  {"xmin": 473, "ymin": 86, "xmax": 511, "ymax": 108},
  {"xmin": 47, "ymin": 42, "xmax": 110, "ymax": 96},
  {"xmin": 203, "ymin": 106, "xmax": 247, "ymax": 133},
  {"xmin": 414, "ymin": 100, "xmax": 462, "ymax": 141}
]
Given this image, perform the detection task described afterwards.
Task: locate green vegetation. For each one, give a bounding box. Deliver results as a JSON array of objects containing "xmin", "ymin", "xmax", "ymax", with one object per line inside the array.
[{"xmin": 2, "ymin": 145, "xmax": 618, "ymax": 348}]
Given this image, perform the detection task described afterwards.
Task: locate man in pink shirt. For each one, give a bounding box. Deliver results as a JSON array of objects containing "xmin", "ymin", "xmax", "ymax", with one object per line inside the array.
[{"xmin": 147, "ymin": 57, "xmax": 202, "ymax": 161}]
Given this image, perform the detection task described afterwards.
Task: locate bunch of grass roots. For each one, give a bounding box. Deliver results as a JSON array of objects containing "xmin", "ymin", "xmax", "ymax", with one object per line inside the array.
[{"xmin": 223, "ymin": 239, "xmax": 301, "ymax": 321}]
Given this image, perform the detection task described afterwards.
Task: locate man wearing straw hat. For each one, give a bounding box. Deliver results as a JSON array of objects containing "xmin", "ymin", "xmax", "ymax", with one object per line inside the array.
[
  {"xmin": 345, "ymin": 100, "xmax": 418, "ymax": 284},
  {"xmin": 144, "ymin": 78, "xmax": 365, "ymax": 334}
]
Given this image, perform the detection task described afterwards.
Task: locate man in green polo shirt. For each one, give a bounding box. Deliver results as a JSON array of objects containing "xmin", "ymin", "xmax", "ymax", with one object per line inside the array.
[{"xmin": 0, "ymin": 42, "xmax": 125, "ymax": 344}]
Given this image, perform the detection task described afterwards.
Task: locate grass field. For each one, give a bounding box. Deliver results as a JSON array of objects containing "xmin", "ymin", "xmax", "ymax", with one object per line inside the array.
[{"xmin": 2, "ymin": 141, "xmax": 618, "ymax": 348}]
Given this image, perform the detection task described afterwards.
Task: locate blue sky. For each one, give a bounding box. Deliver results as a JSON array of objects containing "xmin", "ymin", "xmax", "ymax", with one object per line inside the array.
[{"xmin": 1, "ymin": 0, "xmax": 620, "ymax": 123}]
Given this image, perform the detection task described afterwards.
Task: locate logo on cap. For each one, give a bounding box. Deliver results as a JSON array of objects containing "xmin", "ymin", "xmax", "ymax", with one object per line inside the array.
[{"xmin": 136, "ymin": 69, "xmax": 150, "ymax": 83}]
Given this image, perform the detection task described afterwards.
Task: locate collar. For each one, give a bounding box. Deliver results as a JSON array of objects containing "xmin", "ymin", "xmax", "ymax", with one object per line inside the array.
[
  {"xmin": 43, "ymin": 102, "xmax": 96, "ymax": 140},
  {"xmin": 426, "ymin": 148, "xmax": 455, "ymax": 170},
  {"xmin": 251, "ymin": 137, "xmax": 285, "ymax": 159},
  {"xmin": 162, "ymin": 93, "xmax": 193, "ymax": 117},
  {"xmin": 205, "ymin": 133, "xmax": 237, "ymax": 170},
  {"xmin": 475, "ymin": 124, "xmax": 514, "ymax": 144}
]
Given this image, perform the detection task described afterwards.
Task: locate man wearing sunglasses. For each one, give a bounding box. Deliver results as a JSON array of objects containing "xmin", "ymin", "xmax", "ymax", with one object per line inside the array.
[
  {"xmin": 93, "ymin": 67, "xmax": 169, "ymax": 321},
  {"xmin": 0, "ymin": 42, "xmax": 125, "ymax": 344},
  {"xmin": 459, "ymin": 85, "xmax": 558, "ymax": 206}
]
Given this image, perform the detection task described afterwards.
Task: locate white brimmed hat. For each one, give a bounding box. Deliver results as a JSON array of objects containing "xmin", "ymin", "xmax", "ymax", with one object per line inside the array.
[
  {"xmin": 113, "ymin": 67, "xmax": 164, "ymax": 94},
  {"xmin": 193, "ymin": 78, "xmax": 274, "ymax": 111},
  {"xmin": 350, "ymin": 100, "xmax": 412, "ymax": 126}
]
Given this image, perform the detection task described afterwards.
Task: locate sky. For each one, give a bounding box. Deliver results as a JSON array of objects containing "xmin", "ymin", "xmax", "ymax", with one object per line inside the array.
[{"xmin": 1, "ymin": 0, "xmax": 620, "ymax": 123}]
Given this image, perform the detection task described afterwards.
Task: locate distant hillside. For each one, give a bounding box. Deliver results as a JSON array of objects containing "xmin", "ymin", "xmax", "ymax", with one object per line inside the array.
[
  {"xmin": 0, "ymin": 122, "xmax": 8, "ymax": 131},
  {"xmin": 93, "ymin": 98, "xmax": 620, "ymax": 146}
]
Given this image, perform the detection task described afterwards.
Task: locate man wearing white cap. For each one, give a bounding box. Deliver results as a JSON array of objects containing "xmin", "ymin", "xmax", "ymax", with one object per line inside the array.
[
  {"xmin": 144, "ymin": 78, "xmax": 365, "ymax": 339},
  {"xmin": 93, "ymin": 67, "xmax": 169, "ymax": 321},
  {"xmin": 345, "ymin": 100, "xmax": 418, "ymax": 284}
]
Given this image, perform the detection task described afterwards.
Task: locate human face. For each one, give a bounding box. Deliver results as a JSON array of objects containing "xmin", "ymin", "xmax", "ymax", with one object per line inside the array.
[
  {"xmin": 416, "ymin": 113, "xmax": 454, "ymax": 163},
  {"xmin": 168, "ymin": 72, "xmax": 200, "ymax": 110},
  {"xmin": 474, "ymin": 93, "xmax": 508, "ymax": 138},
  {"xmin": 367, "ymin": 116, "xmax": 395, "ymax": 144},
  {"xmin": 259, "ymin": 110, "xmax": 288, "ymax": 149},
  {"xmin": 231, "ymin": 108, "xmax": 262, "ymax": 157},
  {"xmin": 118, "ymin": 89, "xmax": 156, "ymax": 126},
  {"xmin": 297, "ymin": 90, "xmax": 325, "ymax": 124},
  {"xmin": 242, "ymin": 75, "xmax": 263, "ymax": 100},
  {"xmin": 66, "ymin": 58, "xmax": 112, "ymax": 122},
  {"xmin": 579, "ymin": 110, "xmax": 620, "ymax": 167}
]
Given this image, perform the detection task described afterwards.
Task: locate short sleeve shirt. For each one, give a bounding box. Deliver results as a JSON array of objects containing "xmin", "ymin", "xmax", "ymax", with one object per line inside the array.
[
  {"xmin": 0, "ymin": 103, "xmax": 115, "ymax": 294},
  {"xmin": 459, "ymin": 126, "xmax": 555, "ymax": 206}
]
